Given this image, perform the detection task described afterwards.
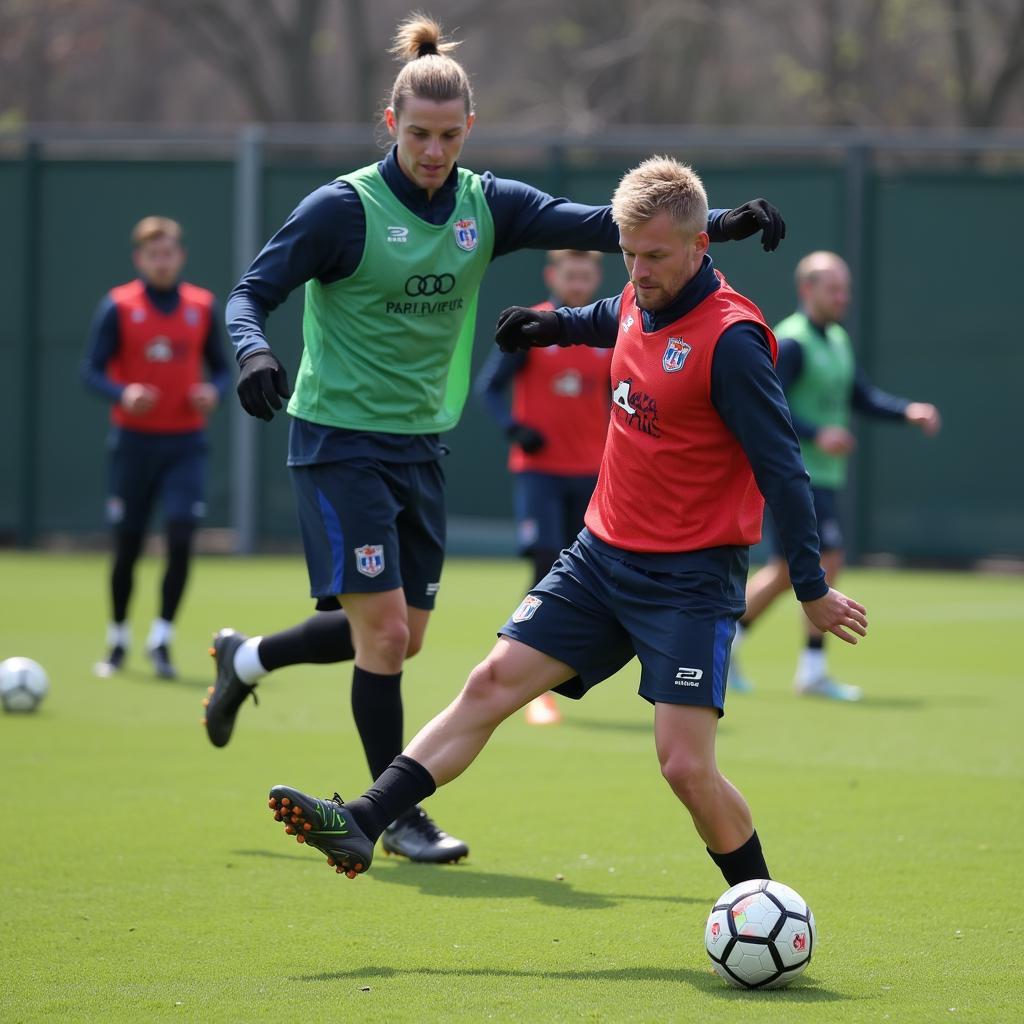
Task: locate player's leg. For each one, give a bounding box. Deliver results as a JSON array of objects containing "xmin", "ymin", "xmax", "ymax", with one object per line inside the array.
[
  {"xmin": 268, "ymin": 536, "xmax": 634, "ymax": 876},
  {"xmin": 729, "ymin": 508, "xmax": 790, "ymax": 694},
  {"xmin": 95, "ymin": 437, "xmax": 158, "ymax": 677},
  {"xmin": 269, "ymin": 637, "xmax": 574, "ymax": 876},
  {"xmin": 148, "ymin": 436, "xmax": 207, "ymax": 679},
  {"xmin": 517, "ymin": 472, "xmax": 567, "ymax": 724},
  {"xmin": 794, "ymin": 489, "xmax": 860, "ymax": 701},
  {"xmin": 654, "ymin": 702, "xmax": 769, "ymax": 885}
]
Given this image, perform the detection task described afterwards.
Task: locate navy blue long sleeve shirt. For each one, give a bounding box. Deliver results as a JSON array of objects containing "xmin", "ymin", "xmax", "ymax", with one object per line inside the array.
[
  {"xmin": 553, "ymin": 256, "xmax": 827, "ymax": 602},
  {"xmin": 80, "ymin": 282, "xmax": 231, "ymax": 404},
  {"xmin": 226, "ymin": 146, "xmax": 734, "ymax": 364},
  {"xmin": 775, "ymin": 327, "xmax": 910, "ymax": 440}
]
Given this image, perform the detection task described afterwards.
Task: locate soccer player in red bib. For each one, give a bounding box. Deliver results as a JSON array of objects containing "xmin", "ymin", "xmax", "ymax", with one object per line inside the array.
[
  {"xmin": 266, "ymin": 158, "xmax": 868, "ymax": 888},
  {"xmin": 81, "ymin": 216, "xmax": 229, "ymax": 680},
  {"xmin": 476, "ymin": 249, "xmax": 610, "ymax": 724}
]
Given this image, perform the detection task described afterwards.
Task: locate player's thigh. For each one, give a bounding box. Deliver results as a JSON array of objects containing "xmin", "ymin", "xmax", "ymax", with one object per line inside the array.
[
  {"xmin": 158, "ymin": 435, "xmax": 208, "ymax": 524},
  {"xmin": 289, "ymin": 459, "xmax": 402, "ymax": 600},
  {"xmin": 396, "ymin": 460, "xmax": 447, "ymax": 612},
  {"xmin": 499, "ymin": 540, "xmax": 635, "ymax": 701},
  {"xmin": 513, "ymin": 472, "xmax": 565, "ymax": 555},
  {"xmin": 108, "ymin": 437, "xmax": 161, "ymax": 532},
  {"xmin": 811, "ymin": 487, "xmax": 844, "ymax": 557},
  {"xmin": 466, "ymin": 636, "xmax": 578, "ymax": 709},
  {"xmin": 653, "ymin": 702, "xmax": 720, "ymax": 771}
]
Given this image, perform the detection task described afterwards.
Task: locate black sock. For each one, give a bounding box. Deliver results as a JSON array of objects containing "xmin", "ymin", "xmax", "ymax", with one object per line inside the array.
[
  {"xmin": 160, "ymin": 519, "xmax": 195, "ymax": 623},
  {"xmin": 344, "ymin": 755, "xmax": 436, "ymax": 842},
  {"xmin": 257, "ymin": 610, "xmax": 356, "ymax": 671},
  {"xmin": 707, "ymin": 831, "xmax": 770, "ymax": 886},
  {"xmin": 350, "ymin": 666, "xmax": 403, "ymax": 780},
  {"xmin": 807, "ymin": 635, "xmax": 824, "ymax": 651},
  {"xmin": 111, "ymin": 527, "xmax": 145, "ymax": 624}
]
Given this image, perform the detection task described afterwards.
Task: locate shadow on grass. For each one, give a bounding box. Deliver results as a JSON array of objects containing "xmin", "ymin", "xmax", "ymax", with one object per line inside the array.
[
  {"xmin": 231, "ymin": 848, "xmax": 309, "ymax": 862},
  {"xmin": 563, "ymin": 716, "xmax": 733, "ymax": 736},
  {"xmin": 291, "ymin": 963, "xmax": 845, "ymax": 1002},
  {"xmin": 368, "ymin": 860, "xmax": 707, "ymax": 910}
]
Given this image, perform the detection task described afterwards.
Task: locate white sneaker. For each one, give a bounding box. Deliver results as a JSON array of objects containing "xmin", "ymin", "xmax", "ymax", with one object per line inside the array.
[{"xmin": 795, "ymin": 676, "xmax": 863, "ymax": 702}]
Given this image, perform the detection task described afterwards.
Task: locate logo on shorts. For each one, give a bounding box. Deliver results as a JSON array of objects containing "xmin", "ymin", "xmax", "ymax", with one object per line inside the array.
[
  {"xmin": 675, "ymin": 667, "xmax": 703, "ymax": 686},
  {"xmin": 512, "ymin": 595, "xmax": 542, "ymax": 623},
  {"xmin": 662, "ymin": 337, "xmax": 691, "ymax": 373},
  {"xmin": 453, "ymin": 218, "xmax": 478, "ymax": 252},
  {"xmin": 354, "ymin": 544, "xmax": 385, "ymax": 578}
]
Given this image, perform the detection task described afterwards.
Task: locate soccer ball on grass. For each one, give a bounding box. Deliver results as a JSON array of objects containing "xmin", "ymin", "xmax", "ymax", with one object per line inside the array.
[
  {"xmin": 704, "ymin": 879, "xmax": 815, "ymax": 989},
  {"xmin": 0, "ymin": 657, "xmax": 50, "ymax": 713}
]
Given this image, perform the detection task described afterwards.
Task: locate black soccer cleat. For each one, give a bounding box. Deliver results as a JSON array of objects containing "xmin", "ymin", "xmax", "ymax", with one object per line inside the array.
[
  {"xmin": 203, "ymin": 628, "xmax": 258, "ymax": 748},
  {"xmin": 382, "ymin": 806, "xmax": 469, "ymax": 864},
  {"xmin": 93, "ymin": 644, "xmax": 126, "ymax": 678},
  {"xmin": 148, "ymin": 643, "xmax": 177, "ymax": 680},
  {"xmin": 268, "ymin": 786, "xmax": 374, "ymax": 878}
]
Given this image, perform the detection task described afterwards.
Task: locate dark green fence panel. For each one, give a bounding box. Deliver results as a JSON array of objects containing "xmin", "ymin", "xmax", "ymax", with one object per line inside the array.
[
  {"xmin": 861, "ymin": 171, "xmax": 1024, "ymax": 558},
  {"xmin": 29, "ymin": 160, "xmax": 235, "ymax": 534}
]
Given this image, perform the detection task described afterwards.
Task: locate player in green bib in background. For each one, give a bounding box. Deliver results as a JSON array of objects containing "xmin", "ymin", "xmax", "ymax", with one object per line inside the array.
[
  {"xmin": 203, "ymin": 14, "xmax": 789, "ymax": 863},
  {"xmin": 730, "ymin": 251, "xmax": 941, "ymax": 701}
]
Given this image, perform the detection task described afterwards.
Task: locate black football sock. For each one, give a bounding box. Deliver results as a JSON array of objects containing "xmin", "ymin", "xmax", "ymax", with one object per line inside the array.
[
  {"xmin": 707, "ymin": 830, "xmax": 770, "ymax": 886},
  {"xmin": 344, "ymin": 754, "xmax": 437, "ymax": 842},
  {"xmin": 160, "ymin": 519, "xmax": 195, "ymax": 622},
  {"xmin": 807, "ymin": 634, "xmax": 825, "ymax": 651},
  {"xmin": 530, "ymin": 548, "xmax": 560, "ymax": 589},
  {"xmin": 257, "ymin": 610, "xmax": 356, "ymax": 671},
  {"xmin": 351, "ymin": 666, "xmax": 404, "ymax": 780},
  {"xmin": 111, "ymin": 526, "xmax": 145, "ymax": 623}
]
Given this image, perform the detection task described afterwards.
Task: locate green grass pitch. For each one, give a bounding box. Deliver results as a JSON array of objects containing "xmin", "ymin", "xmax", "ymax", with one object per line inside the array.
[{"xmin": 1, "ymin": 552, "xmax": 1021, "ymax": 1022}]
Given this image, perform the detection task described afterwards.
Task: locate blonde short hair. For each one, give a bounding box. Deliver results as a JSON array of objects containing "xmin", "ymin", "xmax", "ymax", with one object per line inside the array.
[
  {"xmin": 794, "ymin": 251, "xmax": 849, "ymax": 288},
  {"xmin": 131, "ymin": 216, "xmax": 182, "ymax": 249},
  {"xmin": 611, "ymin": 156, "xmax": 708, "ymax": 236}
]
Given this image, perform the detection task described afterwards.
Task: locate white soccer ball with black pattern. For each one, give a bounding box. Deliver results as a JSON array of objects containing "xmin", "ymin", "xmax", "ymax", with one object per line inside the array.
[
  {"xmin": 0, "ymin": 657, "xmax": 49, "ymax": 713},
  {"xmin": 704, "ymin": 879, "xmax": 815, "ymax": 989}
]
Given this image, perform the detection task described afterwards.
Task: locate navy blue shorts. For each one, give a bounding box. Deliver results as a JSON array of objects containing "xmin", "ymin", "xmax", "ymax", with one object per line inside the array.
[
  {"xmin": 513, "ymin": 471, "xmax": 599, "ymax": 554},
  {"xmin": 499, "ymin": 531, "xmax": 746, "ymax": 714},
  {"xmin": 290, "ymin": 458, "xmax": 446, "ymax": 610},
  {"xmin": 107, "ymin": 429, "xmax": 207, "ymax": 532},
  {"xmin": 765, "ymin": 486, "xmax": 843, "ymax": 556}
]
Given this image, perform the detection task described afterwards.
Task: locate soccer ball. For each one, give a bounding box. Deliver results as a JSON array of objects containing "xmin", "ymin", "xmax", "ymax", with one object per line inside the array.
[
  {"xmin": 0, "ymin": 657, "xmax": 50, "ymax": 713},
  {"xmin": 704, "ymin": 879, "xmax": 815, "ymax": 989}
]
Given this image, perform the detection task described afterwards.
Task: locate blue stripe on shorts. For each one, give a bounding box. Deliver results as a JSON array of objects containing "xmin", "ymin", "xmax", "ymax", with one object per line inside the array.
[{"xmin": 316, "ymin": 485, "xmax": 346, "ymax": 596}]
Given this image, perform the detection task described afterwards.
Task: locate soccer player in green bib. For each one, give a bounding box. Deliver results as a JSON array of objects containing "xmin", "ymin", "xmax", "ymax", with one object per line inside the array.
[
  {"xmin": 204, "ymin": 14, "xmax": 789, "ymax": 862},
  {"xmin": 730, "ymin": 251, "xmax": 941, "ymax": 701}
]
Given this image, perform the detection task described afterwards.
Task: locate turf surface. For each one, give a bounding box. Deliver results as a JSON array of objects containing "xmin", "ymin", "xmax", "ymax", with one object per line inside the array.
[{"xmin": 1, "ymin": 553, "xmax": 1020, "ymax": 1022}]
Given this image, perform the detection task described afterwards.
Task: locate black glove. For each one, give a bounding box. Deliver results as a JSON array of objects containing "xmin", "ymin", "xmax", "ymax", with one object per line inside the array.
[
  {"xmin": 720, "ymin": 199, "xmax": 787, "ymax": 252},
  {"xmin": 236, "ymin": 349, "xmax": 292, "ymax": 422},
  {"xmin": 494, "ymin": 306, "xmax": 563, "ymax": 353},
  {"xmin": 506, "ymin": 422, "xmax": 546, "ymax": 454}
]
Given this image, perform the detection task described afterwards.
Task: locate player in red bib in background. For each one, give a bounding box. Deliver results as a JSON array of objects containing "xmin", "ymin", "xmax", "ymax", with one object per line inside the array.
[
  {"xmin": 81, "ymin": 217, "xmax": 230, "ymax": 679},
  {"xmin": 476, "ymin": 250, "xmax": 610, "ymax": 724},
  {"xmin": 266, "ymin": 158, "xmax": 869, "ymax": 889}
]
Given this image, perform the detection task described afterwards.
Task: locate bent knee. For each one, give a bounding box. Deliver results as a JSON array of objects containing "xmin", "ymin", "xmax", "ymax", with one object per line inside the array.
[
  {"xmin": 404, "ymin": 634, "xmax": 424, "ymax": 659},
  {"xmin": 361, "ymin": 618, "xmax": 411, "ymax": 663},
  {"xmin": 660, "ymin": 752, "xmax": 717, "ymax": 802}
]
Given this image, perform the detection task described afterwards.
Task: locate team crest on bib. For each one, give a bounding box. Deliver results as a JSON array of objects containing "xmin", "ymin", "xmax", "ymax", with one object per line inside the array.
[
  {"xmin": 453, "ymin": 218, "xmax": 478, "ymax": 252},
  {"xmin": 184, "ymin": 306, "xmax": 200, "ymax": 326},
  {"xmin": 354, "ymin": 544, "xmax": 385, "ymax": 578},
  {"xmin": 662, "ymin": 337, "xmax": 691, "ymax": 373},
  {"xmin": 512, "ymin": 595, "xmax": 542, "ymax": 623}
]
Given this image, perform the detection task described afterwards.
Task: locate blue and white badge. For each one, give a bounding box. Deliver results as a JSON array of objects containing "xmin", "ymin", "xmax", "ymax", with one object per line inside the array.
[
  {"xmin": 354, "ymin": 544, "xmax": 385, "ymax": 578},
  {"xmin": 453, "ymin": 217, "xmax": 478, "ymax": 252},
  {"xmin": 662, "ymin": 337, "xmax": 691, "ymax": 373},
  {"xmin": 512, "ymin": 595, "xmax": 542, "ymax": 623}
]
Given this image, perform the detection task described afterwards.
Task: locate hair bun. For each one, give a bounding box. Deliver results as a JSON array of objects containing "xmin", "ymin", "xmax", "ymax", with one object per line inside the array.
[{"xmin": 417, "ymin": 40, "xmax": 439, "ymax": 57}]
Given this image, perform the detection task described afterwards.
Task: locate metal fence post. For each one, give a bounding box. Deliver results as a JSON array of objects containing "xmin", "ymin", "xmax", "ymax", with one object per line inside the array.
[
  {"xmin": 16, "ymin": 142, "xmax": 41, "ymax": 548},
  {"xmin": 230, "ymin": 125, "xmax": 264, "ymax": 554},
  {"xmin": 842, "ymin": 143, "xmax": 870, "ymax": 565}
]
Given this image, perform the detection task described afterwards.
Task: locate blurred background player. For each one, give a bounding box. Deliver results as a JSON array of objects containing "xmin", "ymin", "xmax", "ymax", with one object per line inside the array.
[
  {"xmin": 81, "ymin": 216, "xmax": 229, "ymax": 680},
  {"xmin": 730, "ymin": 250, "xmax": 941, "ymax": 701},
  {"xmin": 476, "ymin": 249, "xmax": 610, "ymax": 725},
  {"xmin": 205, "ymin": 14, "xmax": 786, "ymax": 865}
]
